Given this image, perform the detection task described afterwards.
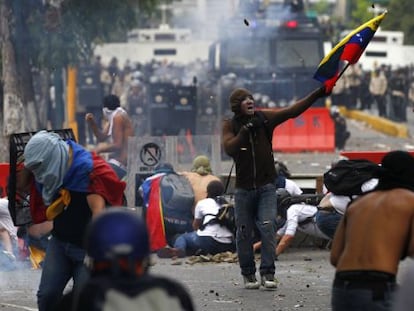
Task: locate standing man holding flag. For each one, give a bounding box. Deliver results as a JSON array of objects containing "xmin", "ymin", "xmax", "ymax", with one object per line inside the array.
[
  {"xmin": 222, "ymin": 85, "xmax": 328, "ymax": 290},
  {"xmin": 222, "ymin": 10, "xmax": 386, "ymax": 292}
]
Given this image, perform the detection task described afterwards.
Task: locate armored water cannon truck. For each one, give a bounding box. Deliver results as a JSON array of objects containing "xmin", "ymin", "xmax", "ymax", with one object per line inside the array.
[{"xmin": 202, "ymin": 0, "xmax": 326, "ymax": 125}]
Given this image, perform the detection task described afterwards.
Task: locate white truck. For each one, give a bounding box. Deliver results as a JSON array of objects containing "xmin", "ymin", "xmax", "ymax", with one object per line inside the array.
[{"xmin": 94, "ymin": 24, "xmax": 211, "ymax": 66}]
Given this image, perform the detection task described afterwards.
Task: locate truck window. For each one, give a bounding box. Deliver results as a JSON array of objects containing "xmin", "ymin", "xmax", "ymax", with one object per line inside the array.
[
  {"xmin": 275, "ymin": 39, "xmax": 320, "ymax": 68},
  {"xmin": 225, "ymin": 39, "xmax": 271, "ymax": 68}
]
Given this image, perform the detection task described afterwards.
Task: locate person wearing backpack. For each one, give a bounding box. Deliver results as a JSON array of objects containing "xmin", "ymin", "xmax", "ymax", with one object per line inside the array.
[
  {"xmin": 319, "ymin": 159, "xmax": 380, "ymax": 239},
  {"xmin": 222, "ymin": 85, "xmax": 328, "ymax": 289},
  {"xmin": 157, "ymin": 180, "xmax": 235, "ymax": 258},
  {"xmin": 56, "ymin": 208, "xmax": 195, "ymax": 311},
  {"xmin": 139, "ymin": 163, "xmax": 195, "ymax": 252}
]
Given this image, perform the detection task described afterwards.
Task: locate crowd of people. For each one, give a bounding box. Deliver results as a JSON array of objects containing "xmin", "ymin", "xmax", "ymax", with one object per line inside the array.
[
  {"xmin": 2, "ymin": 56, "xmax": 414, "ymax": 310},
  {"xmin": 332, "ymin": 63, "xmax": 414, "ymax": 123},
  {"xmin": 73, "ymin": 55, "xmax": 414, "ymax": 156}
]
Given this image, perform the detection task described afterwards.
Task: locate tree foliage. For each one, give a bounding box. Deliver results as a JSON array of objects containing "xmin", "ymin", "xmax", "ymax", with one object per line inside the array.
[
  {"xmin": 349, "ymin": 0, "xmax": 377, "ymax": 26},
  {"xmin": 25, "ymin": 0, "xmax": 160, "ymax": 70},
  {"xmin": 381, "ymin": 0, "xmax": 414, "ymax": 44},
  {"xmin": 1, "ymin": 0, "xmax": 160, "ymax": 160},
  {"xmin": 349, "ymin": 0, "xmax": 414, "ymax": 44}
]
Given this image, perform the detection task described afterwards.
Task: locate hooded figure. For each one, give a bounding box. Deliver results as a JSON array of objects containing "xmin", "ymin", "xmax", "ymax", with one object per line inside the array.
[
  {"xmin": 24, "ymin": 131, "xmax": 71, "ymax": 205},
  {"xmin": 24, "ymin": 130, "xmax": 126, "ymax": 220}
]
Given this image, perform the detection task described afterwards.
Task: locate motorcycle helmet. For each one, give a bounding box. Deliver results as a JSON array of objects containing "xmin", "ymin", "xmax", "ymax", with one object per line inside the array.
[{"xmin": 85, "ymin": 208, "xmax": 150, "ymax": 263}]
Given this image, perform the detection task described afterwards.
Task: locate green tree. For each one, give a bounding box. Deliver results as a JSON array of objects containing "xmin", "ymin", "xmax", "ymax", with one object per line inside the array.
[
  {"xmin": 349, "ymin": 0, "xmax": 414, "ymax": 44},
  {"xmin": 381, "ymin": 0, "xmax": 414, "ymax": 44},
  {"xmin": 1, "ymin": 0, "xmax": 160, "ymax": 162},
  {"xmin": 28, "ymin": 0, "xmax": 160, "ymax": 77},
  {"xmin": 349, "ymin": 0, "xmax": 376, "ymax": 25}
]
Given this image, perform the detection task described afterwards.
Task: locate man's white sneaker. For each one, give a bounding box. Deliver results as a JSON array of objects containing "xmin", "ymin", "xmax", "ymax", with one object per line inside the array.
[
  {"xmin": 261, "ymin": 274, "xmax": 277, "ymax": 289},
  {"xmin": 243, "ymin": 274, "xmax": 260, "ymax": 289}
]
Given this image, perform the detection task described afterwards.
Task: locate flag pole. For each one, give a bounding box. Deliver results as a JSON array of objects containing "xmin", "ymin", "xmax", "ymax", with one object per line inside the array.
[{"xmin": 336, "ymin": 62, "xmax": 351, "ymax": 82}]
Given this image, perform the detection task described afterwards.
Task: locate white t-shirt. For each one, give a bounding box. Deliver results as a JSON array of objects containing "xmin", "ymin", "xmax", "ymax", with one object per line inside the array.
[
  {"xmin": 285, "ymin": 178, "xmax": 303, "ymax": 196},
  {"xmin": 329, "ymin": 178, "xmax": 379, "ymax": 215},
  {"xmin": 194, "ymin": 198, "xmax": 233, "ymax": 244},
  {"xmin": 277, "ymin": 203, "xmax": 330, "ymax": 240},
  {"xmin": 328, "ymin": 194, "xmax": 351, "ymax": 215}
]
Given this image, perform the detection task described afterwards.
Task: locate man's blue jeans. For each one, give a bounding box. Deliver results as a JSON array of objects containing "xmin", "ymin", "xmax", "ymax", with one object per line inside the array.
[
  {"xmin": 37, "ymin": 236, "xmax": 89, "ymax": 311},
  {"xmin": 234, "ymin": 183, "xmax": 277, "ymax": 276},
  {"xmin": 315, "ymin": 210, "xmax": 342, "ymax": 239},
  {"xmin": 174, "ymin": 231, "xmax": 235, "ymax": 256},
  {"xmin": 332, "ymin": 283, "xmax": 395, "ymax": 310}
]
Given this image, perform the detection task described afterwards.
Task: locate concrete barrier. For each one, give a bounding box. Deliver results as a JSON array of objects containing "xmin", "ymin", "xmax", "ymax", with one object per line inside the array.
[{"xmin": 343, "ymin": 108, "xmax": 408, "ymax": 138}]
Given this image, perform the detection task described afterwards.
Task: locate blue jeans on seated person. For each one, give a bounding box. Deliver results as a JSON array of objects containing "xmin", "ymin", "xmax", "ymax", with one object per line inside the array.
[
  {"xmin": 37, "ymin": 236, "xmax": 89, "ymax": 311},
  {"xmin": 173, "ymin": 231, "xmax": 235, "ymax": 256},
  {"xmin": 315, "ymin": 210, "xmax": 342, "ymax": 239}
]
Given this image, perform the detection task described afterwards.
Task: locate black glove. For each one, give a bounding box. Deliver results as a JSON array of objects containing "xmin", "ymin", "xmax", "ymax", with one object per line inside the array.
[{"xmin": 244, "ymin": 116, "xmax": 261, "ymax": 130}]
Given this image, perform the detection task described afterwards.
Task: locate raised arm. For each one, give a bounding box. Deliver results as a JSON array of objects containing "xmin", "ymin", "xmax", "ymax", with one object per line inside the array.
[
  {"xmin": 85, "ymin": 113, "xmax": 109, "ymax": 142},
  {"xmin": 95, "ymin": 114, "xmax": 123, "ymax": 154},
  {"xmin": 264, "ymin": 86, "xmax": 327, "ymax": 128}
]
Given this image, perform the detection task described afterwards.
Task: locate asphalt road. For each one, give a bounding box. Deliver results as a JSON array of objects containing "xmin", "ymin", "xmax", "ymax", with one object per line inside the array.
[{"xmin": 1, "ymin": 248, "xmax": 413, "ymax": 311}]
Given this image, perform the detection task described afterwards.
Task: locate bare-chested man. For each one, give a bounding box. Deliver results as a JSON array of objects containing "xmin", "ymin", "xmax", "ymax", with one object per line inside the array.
[
  {"xmin": 330, "ymin": 150, "xmax": 414, "ymax": 311},
  {"xmin": 86, "ymin": 94, "xmax": 133, "ymax": 179}
]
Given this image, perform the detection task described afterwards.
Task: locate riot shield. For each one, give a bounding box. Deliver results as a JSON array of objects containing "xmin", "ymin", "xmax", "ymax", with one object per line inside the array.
[
  {"xmin": 171, "ymin": 85, "xmax": 197, "ymax": 135},
  {"xmin": 148, "ymin": 83, "xmax": 174, "ymax": 136}
]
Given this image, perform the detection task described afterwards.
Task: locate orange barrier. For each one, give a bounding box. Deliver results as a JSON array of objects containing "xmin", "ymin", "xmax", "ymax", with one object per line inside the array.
[
  {"xmin": 340, "ymin": 151, "xmax": 414, "ymax": 164},
  {"xmin": 0, "ymin": 163, "xmax": 9, "ymax": 197},
  {"xmin": 270, "ymin": 107, "xmax": 335, "ymax": 152}
]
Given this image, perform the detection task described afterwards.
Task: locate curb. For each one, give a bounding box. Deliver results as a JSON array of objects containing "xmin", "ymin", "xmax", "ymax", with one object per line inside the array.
[{"xmin": 341, "ymin": 108, "xmax": 409, "ymax": 138}]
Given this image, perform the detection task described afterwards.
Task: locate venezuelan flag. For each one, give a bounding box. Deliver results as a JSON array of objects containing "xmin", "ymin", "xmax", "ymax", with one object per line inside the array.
[
  {"xmin": 314, "ymin": 11, "xmax": 387, "ymax": 91},
  {"xmin": 141, "ymin": 174, "xmax": 168, "ymax": 251}
]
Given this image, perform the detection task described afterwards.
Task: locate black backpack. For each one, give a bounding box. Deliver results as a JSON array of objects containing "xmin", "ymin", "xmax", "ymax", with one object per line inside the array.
[
  {"xmin": 276, "ymin": 188, "xmax": 324, "ymax": 220},
  {"xmin": 200, "ymin": 196, "xmax": 236, "ymax": 235},
  {"xmin": 323, "ymin": 159, "xmax": 379, "ymax": 196}
]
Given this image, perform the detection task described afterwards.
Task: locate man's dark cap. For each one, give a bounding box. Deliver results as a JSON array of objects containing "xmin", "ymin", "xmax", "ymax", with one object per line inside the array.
[{"xmin": 229, "ymin": 88, "xmax": 253, "ymax": 115}]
